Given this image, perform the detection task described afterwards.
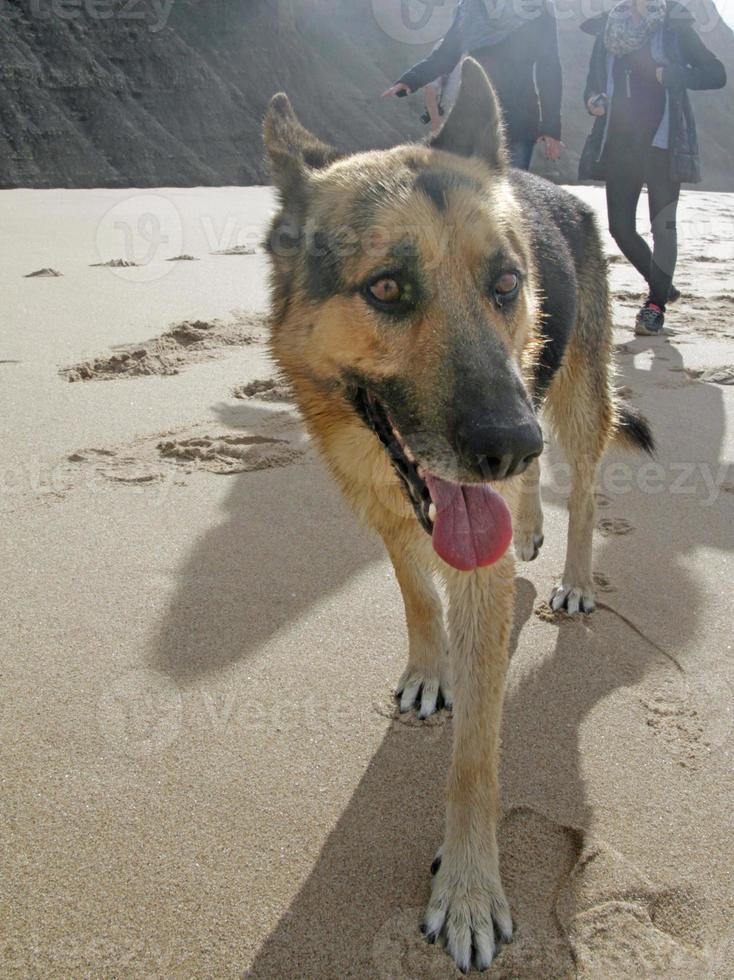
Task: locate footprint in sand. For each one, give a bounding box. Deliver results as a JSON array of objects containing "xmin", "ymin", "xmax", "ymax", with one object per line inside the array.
[
  {"xmin": 640, "ymin": 667, "xmax": 734, "ymax": 769},
  {"xmin": 68, "ymin": 448, "xmax": 116, "ymax": 462},
  {"xmin": 640, "ymin": 689, "xmax": 706, "ymax": 769},
  {"xmin": 569, "ymin": 899, "xmax": 706, "ymax": 978},
  {"xmin": 592, "ymin": 571, "xmax": 616, "ymax": 593},
  {"xmin": 61, "ymin": 314, "xmax": 266, "ymax": 382},
  {"xmin": 596, "ymin": 517, "xmax": 634, "ymax": 537},
  {"xmin": 556, "ymin": 826, "xmax": 709, "ymax": 978},
  {"xmin": 210, "ymin": 245, "xmax": 256, "ymax": 256},
  {"xmin": 66, "ymin": 448, "xmax": 166, "ymax": 491},
  {"xmin": 670, "ymin": 365, "xmax": 734, "ymax": 386},
  {"xmin": 24, "ymin": 267, "xmax": 62, "ymax": 278},
  {"xmin": 494, "ymin": 808, "xmax": 583, "ymax": 978},
  {"xmin": 233, "ymin": 378, "xmax": 294, "ymax": 402},
  {"xmin": 157, "ymin": 434, "xmax": 303, "ymax": 474},
  {"xmin": 370, "ymin": 808, "xmax": 581, "ymax": 980},
  {"xmin": 90, "ymin": 258, "xmax": 140, "ymax": 268},
  {"xmin": 372, "ymin": 807, "xmax": 711, "ymax": 979},
  {"xmin": 65, "ymin": 426, "xmax": 304, "ymax": 491},
  {"xmin": 614, "ymin": 290, "xmax": 646, "ymax": 304},
  {"xmin": 696, "ymin": 366, "xmax": 734, "ymax": 385},
  {"xmin": 595, "ymin": 492, "xmax": 612, "ymax": 508}
]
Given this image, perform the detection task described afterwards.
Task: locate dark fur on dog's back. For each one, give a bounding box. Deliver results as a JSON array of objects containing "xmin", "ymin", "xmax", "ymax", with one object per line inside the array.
[
  {"xmin": 505, "ymin": 170, "xmax": 654, "ymax": 455},
  {"xmin": 508, "ymin": 170, "xmax": 589, "ymax": 398}
]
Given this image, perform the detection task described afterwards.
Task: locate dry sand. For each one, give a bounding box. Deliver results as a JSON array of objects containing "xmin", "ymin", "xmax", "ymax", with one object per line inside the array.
[{"xmin": 1, "ymin": 186, "xmax": 733, "ymax": 978}]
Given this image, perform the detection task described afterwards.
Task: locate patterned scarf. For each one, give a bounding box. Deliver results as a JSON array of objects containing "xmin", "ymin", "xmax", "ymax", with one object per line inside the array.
[{"xmin": 604, "ymin": 0, "xmax": 667, "ymax": 56}]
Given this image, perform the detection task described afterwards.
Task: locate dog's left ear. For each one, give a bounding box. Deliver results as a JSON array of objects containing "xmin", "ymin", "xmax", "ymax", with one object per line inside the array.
[
  {"xmin": 430, "ymin": 58, "xmax": 508, "ymax": 171},
  {"xmin": 263, "ymin": 93, "xmax": 340, "ymax": 210}
]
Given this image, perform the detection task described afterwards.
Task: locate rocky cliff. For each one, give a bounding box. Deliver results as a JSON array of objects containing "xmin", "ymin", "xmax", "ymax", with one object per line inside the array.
[{"xmin": 1, "ymin": 0, "xmax": 732, "ymax": 189}]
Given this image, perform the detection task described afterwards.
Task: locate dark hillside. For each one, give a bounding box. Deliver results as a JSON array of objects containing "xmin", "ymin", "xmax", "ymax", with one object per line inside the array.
[{"xmin": 1, "ymin": 0, "xmax": 732, "ymax": 188}]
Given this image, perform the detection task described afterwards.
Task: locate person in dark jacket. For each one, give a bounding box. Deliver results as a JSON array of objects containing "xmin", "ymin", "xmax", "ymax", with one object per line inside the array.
[
  {"xmin": 383, "ymin": 0, "xmax": 563, "ymax": 170},
  {"xmin": 580, "ymin": 0, "xmax": 726, "ymax": 335}
]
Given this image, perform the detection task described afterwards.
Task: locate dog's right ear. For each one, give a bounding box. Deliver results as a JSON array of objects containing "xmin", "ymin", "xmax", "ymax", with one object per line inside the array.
[{"xmin": 263, "ymin": 93, "xmax": 340, "ymax": 209}]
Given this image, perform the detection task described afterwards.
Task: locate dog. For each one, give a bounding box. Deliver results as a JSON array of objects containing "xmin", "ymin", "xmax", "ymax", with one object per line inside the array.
[{"xmin": 262, "ymin": 59, "xmax": 652, "ymax": 972}]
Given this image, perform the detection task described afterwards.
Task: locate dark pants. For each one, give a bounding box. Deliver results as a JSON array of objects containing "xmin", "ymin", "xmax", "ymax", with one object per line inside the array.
[
  {"xmin": 605, "ymin": 146, "xmax": 680, "ymax": 309},
  {"xmin": 508, "ymin": 139, "xmax": 535, "ymax": 171}
]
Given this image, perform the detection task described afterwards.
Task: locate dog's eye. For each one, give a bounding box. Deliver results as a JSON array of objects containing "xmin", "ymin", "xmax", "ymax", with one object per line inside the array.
[
  {"xmin": 368, "ymin": 277, "xmax": 402, "ymax": 304},
  {"xmin": 493, "ymin": 272, "xmax": 520, "ymax": 306}
]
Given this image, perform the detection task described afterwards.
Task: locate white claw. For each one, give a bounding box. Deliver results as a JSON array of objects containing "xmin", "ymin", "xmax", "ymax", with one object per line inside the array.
[
  {"xmin": 418, "ymin": 679, "xmax": 439, "ymax": 718},
  {"xmin": 399, "ymin": 680, "xmax": 422, "ymax": 713},
  {"xmin": 566, "ymin": 589, "xmax": 581, "ymax": 615},
  {"xmin": 550, "ymin": 586, "xmax": 568, "ymax": 611},
  {"xmin": 473, "ymin": 925, "xmax": 497, "ymax": 970},
  {"xmin": 423, "ymin": 902, "xmax": 446, "ymax": 939}
]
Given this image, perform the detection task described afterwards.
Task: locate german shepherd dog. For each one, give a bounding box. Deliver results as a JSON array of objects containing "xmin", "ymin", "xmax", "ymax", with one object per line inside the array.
[{"xmin": 263, "ymin": 60, "xmax": 652, "ymax": 972}]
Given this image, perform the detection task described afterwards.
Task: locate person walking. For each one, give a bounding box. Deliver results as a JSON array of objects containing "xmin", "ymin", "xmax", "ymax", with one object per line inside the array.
[
  {"xmin": 580, "ymin": 0, "xmax": 726, "ymax": 335},
  {"xmin": 383, "ymin": 0, "xmax": 563, "ymax": 170}
]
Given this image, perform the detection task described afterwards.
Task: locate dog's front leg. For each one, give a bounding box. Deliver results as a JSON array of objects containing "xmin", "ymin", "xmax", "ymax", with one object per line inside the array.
[
  {"xmin": 385, "ymin": 536, "xmax": 451, "ymax": 718},
  {"xmin": 424, "ymin": 556, "xmax": 514, "ymax": 972}
]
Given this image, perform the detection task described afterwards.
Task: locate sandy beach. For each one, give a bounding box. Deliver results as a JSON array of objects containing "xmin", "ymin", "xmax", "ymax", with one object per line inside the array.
[{"xmin": 1, "ymin": 184, "xmax": 733, "ymax": 978}]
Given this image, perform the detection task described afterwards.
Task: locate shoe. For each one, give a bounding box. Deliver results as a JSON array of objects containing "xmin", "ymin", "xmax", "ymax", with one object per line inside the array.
[
  {"xmin": 668, "ymin": 284, "xmax": 681, "ymax": 304},
  {"xmin": 635, "ymin": 302, "xmax": 665, "ymax": 335}
]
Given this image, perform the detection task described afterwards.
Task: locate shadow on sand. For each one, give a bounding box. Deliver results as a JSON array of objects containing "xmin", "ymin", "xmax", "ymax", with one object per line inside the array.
[
  {"xmin": 149, "ymin": 331, "xmax": 731, "ymax": 977},
  {"xmin": 148, "ymin": 399, "xmax": 384, "ymax": 683}
]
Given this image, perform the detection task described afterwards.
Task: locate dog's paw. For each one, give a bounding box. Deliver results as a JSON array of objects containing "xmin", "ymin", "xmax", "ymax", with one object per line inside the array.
[
  {"xmin": 396, "ymin": 664, "xmax": 452, "ymax": 718},
  {"xmin": 514, "ymin": 529, "xmax": 544, "ymax": 562},
  {"xmin": 423, "ymin": 852, "xmax": 513, "ymax": 972},
  {"xmin": 550, "ymin": 581, "xmax": 596, "ymax": 614}
]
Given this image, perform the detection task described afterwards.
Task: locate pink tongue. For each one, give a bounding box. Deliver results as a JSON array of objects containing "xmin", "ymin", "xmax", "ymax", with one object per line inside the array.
[{"xmin": 425, "ymin": 474, "xmax": 513, "ymax": 572}]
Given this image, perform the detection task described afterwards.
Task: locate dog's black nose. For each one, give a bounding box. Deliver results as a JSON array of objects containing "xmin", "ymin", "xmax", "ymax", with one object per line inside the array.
[{"xmin": 456, "ymin": 417, "xmax": 543, "ymax": 481}]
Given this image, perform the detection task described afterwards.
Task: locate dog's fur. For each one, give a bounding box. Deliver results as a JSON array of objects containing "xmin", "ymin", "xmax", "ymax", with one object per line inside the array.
[{"xmin": 263, "ymin": 59, "xmax": 652, "ymax": 972}]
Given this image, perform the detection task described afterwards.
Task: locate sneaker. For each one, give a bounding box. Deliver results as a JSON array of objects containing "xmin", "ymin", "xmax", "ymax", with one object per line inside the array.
[
  {"xmin": 635, "ymin": 302, "xmax": 665, "ymax": 335},
  {"xmin": 668, "ymin": 284, "xmax": 681, "ymax": 304}
]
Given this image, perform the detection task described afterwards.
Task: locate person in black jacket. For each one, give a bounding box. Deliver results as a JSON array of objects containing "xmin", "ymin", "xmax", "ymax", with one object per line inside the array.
[
  {"xmin": 580, "ymin": 0, "xmax": 726, "ymax": 335},
  {"xmin": 383, "ymin": 0, "xmax": 563, "ymax": 170}
]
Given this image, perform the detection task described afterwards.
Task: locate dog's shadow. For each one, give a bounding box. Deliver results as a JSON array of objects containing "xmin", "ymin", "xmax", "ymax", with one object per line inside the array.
[{"xmin": 148, "ymin": 399, "xmax": 384, "ymax": 683}]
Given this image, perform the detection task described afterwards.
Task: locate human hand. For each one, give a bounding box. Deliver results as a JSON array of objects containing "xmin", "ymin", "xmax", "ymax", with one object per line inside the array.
[
  {"xmin": 586, "ymin": 95, "xmax": 607, "ymax": 117},
  {"xmin": 382, "ymin": 82, "xmax": 411, "ymax": 98},
  {"xmin": 537, "ymin": 135, "xmax": 564, "ymax": 161}
]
